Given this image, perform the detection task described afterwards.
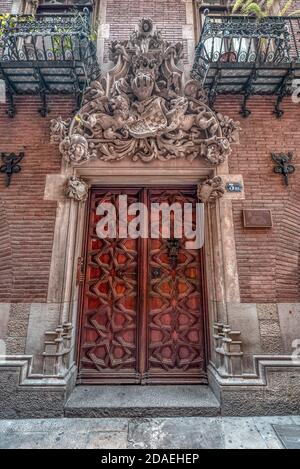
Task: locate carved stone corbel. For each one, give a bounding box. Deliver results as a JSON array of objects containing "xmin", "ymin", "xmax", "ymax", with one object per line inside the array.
[
  {"xmin": 65, "ymin": 176, "xmax": 89, "ymax": 202},
  {"xmin": 197, "ymin": 176, "xmax": 225, "ymax": 204},
  {"xmin": 213, "ymin": 322, "xmax": 244, "ymax": 377},
  {"xmin": 42, "ymin": 322, "xmax": 73, "ymax": 375}
]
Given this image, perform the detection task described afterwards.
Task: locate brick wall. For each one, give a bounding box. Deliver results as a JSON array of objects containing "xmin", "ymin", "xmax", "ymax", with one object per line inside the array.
[
  {"xmin": 0, "ymin": 0, "xmax": 12, "ymax": 13},
  {"xmin": 216, "ymin": 95, "xmax": 300, "ymax": 303},
  {"xmin": 103, "ymin": 0, "xmax": 188, "ymax": 63},
  {"xmin": 0, "ymin": 96, "xmax": 75, "ymax": 303}
]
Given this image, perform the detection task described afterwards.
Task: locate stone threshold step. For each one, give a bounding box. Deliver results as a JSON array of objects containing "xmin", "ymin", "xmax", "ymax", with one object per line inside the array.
[{"xmin": 64, "ymin": 385, "xmax": 220, "ymax": 418}]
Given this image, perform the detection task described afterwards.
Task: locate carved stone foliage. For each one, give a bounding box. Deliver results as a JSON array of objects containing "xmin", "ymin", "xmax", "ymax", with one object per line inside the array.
[
  {"xmin": 50, "ymin": 19, "xmax": 239, "ymax": 165},
  {"xmin": 197, "ymin": 176, "xmax": 225, "ymax": 204},
  {"xmin": 50, "ymin": 117, "xmax": 71, "ymax": 145},
  {"xmin": 65, "ymin": 176, "xmax": 89, "ymax": 202}
]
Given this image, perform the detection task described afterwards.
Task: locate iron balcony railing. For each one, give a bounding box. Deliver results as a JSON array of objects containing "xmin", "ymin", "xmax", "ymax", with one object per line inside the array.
[
  {"xmin": 192, "ymin": 15, "xmax": 300, "ymax": 115},
  {"xmin": 193, "ymin": 15, "xmax": 300, "ymax": 77},
  {"xmin": 0, "ymin": 9, "xmax": 100, "ymax": 115}
]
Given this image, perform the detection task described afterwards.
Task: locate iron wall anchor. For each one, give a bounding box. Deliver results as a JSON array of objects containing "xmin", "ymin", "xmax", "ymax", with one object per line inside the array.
[
  {"xmin": 271, "ymin": 152, "xmax": 295, "ymax": 186},
  {"xmin": 0, "ymin": 152, "xmax": 24, "ymax": 186}
]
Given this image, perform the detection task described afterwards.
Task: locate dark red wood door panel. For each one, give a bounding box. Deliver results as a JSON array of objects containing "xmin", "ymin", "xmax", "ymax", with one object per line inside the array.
[
  {"xmin": 77, "ymin": 186, "xmax": 207, "ymax": 384},
  {"xmin": 78, "ymin": 189, "xmax": 140, "ymax": 383},
  {"xmin": 147, "ymin": 188, "xmax": 206, "ymax": 383}
]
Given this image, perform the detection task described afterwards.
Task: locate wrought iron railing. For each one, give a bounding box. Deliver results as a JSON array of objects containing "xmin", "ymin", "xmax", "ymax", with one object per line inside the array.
[
  {"xmin": 0, "ymin": 9, "xmax": 100, "ymax": 81},
  {"xmin": 0, "ymin": 9, "xmax": 100, "ymax": 116},
  {"xmin": 193, "ymin": 15, "xmax": 300, "ymax": 80}
]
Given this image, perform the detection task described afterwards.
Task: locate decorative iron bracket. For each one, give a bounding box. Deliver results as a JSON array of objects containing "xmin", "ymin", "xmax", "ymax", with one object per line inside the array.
[
  {"xmin": 208, "ymin": 66, "xmax": 221, "ymax": 109},
  {"xmin": 273, "ymin": 66, "xmax": 294, "ymax": 118},
  {"xmin": 0, "ymin": 64, "xmax": 17, "ymax": 118},
  {"xmin": 0, "ymin": 152, "xmax": 24, "ymax": 186},
  {"xmin": 6, "ymin": 92, "xmax": 16, "ymax": 119},
  {"xmin": 240, "ymin": 66, "xmax": 257, "ymax": 118},
  {"xmin": 70, "ymin": 68, "xmax": 83, "ymax": 112},
  {"xmin": 34, "ymin": 67, "xmax": 50, "ymax": 117},
  {"xmin": 271, "ymin": 152, "xmax": 295, "ymax": 186}
]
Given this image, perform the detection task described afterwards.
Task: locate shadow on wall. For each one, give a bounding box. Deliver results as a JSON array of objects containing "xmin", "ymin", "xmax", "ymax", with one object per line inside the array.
[
  {"xmin": 276, "ymin": 188, "xmax": 300, "ymax": 302},
  {"xmin": 0, "ymin": 200, "xmax": 12, "ymax": 304}
]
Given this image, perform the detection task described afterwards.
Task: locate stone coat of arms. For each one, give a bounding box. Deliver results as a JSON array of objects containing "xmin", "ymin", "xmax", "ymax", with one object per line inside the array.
[{"xmin": 50, "ymin": 18, "xmax": 239, "ymax": 165}]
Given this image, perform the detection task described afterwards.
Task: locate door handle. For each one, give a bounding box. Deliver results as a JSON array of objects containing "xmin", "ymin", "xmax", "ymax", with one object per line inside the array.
[
  {"xmin": 167, "ymin": 238, "xmax": 180, "ymax": 269},
  {"xmin": 151, "ymin": 267, "xmax": 161, "ymax": 279}
]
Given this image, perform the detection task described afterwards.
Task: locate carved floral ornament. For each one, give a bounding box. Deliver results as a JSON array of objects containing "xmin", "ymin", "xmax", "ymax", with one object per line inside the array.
[{"xmin": 50, "ymin": 18, "xmax": 240, "ymax": 165}]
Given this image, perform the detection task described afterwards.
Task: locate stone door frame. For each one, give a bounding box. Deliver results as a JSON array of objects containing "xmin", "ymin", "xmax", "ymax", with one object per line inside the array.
[{"xmin": 44, "ymin": 158, "xmax": 243, "ymax": 377}]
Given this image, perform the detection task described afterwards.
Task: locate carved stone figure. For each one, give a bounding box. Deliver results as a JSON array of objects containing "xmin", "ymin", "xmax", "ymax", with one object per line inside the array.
[
  {"xmin": 197, "ymin": 176, "xmax": 225, "ymax": 204},
  {"xmin": 59, "ymin": 135, "xmax": 94, "ymax": 164},
  {"xmin": 217, "ymin": 113, "xmax": 241, "ymax": 144},
  {"xmin": 65, "ymin": 176, "xmax": 89, "ymax": 202},
  {"xmin": 50, "ymin": 18, "xmax": 239, "ymax": 165}
]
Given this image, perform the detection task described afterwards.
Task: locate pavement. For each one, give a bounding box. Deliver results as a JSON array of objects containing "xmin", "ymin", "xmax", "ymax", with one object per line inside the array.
[{"xmin": 0, "ymin": 416, "xmax": 299, "ymax": 449}]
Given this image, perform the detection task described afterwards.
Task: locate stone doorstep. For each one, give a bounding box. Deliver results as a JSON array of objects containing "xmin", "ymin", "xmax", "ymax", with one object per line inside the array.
[{"xmin": 64, "ymin": 385, "xmax": 221, "ymax": 418}]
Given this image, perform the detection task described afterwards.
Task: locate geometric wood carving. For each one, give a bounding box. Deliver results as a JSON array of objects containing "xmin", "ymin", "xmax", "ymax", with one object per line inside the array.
[{"xmin": 78, "ymin": 186, "xmax": 207, "ymax": 384}]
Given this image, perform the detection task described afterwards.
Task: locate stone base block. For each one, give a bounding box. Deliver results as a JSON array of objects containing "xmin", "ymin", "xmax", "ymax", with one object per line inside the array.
[
  {"xmin": 0, "ymin": 357, "xmax": 76, "ymax": 419},
  {"xmin": 208, "ymin": 363, "xmax": 300, "ymax": 417}
]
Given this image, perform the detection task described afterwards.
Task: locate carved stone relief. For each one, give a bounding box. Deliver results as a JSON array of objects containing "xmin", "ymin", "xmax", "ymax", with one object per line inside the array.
[
  {"xmin": 197, "ymin": 176, "xmax": 225, "ymax": 204},
  {"xmin": 65, "ymin": 176, "xmax": 89, "ymax": 202},
  {"xmin": 50, "ymin": 18, "xmax": 239, "ymax": 165}
]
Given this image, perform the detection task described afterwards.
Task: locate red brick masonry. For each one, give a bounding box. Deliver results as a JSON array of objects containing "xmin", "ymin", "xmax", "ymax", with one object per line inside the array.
[
  {"xmin": 219, "ymin": 95, "xmax": 300, "ymax": 303},
  {"xmin": 0, "ymin": 97, "xmax": 75, "ymax": 303}
]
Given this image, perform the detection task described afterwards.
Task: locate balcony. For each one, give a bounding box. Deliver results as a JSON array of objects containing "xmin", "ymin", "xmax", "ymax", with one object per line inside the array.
[
  {"xmin": 192, "ymin": 15, "xmax": 300, "ymax": 116},
  {"xmin": 0, "ymin": 9, "xmax": 100, "ymax": 116}
]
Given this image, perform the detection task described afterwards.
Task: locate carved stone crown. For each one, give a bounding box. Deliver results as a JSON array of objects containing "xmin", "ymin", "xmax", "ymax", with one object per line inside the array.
[{"xmin": 50, "ymin": 18, "xmax": 240, "ymax": 164}]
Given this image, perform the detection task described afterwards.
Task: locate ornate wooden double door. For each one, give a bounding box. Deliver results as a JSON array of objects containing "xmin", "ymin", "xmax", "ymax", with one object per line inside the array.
[{"xmin": 77, "ymin": 186, "xmax": 207, "ymax": 384}]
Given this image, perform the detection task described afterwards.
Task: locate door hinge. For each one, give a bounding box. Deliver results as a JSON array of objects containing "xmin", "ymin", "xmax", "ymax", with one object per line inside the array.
[{"xmin": 77, "ymin": 256, "xmax": 85, "ymax": 285}]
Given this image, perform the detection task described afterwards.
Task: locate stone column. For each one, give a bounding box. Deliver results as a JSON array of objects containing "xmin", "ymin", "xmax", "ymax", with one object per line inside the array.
[
  {"xmin": 11, "ymin": 0, "xmax": 23, "ymax": 14},
  {"xmin": 182, "ymin": 0, "xmax": 197, "ymax": 78},
  {"xmin": 217, "ymin": 197, "xmax": 240, "ymax": 305},
  {"xmin": 96, "ymin": 0, "xmax": 110, "ymax": 70}
]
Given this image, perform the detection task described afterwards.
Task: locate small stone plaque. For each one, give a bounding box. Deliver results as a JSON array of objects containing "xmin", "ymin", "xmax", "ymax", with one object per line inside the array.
[
  {"xmin": 243, "ymin": 209, "xmax": 273, "ymax": 228},
  {"xmin": 226, "ymin": 182, "xmax": 242, "ymax": 193}
]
